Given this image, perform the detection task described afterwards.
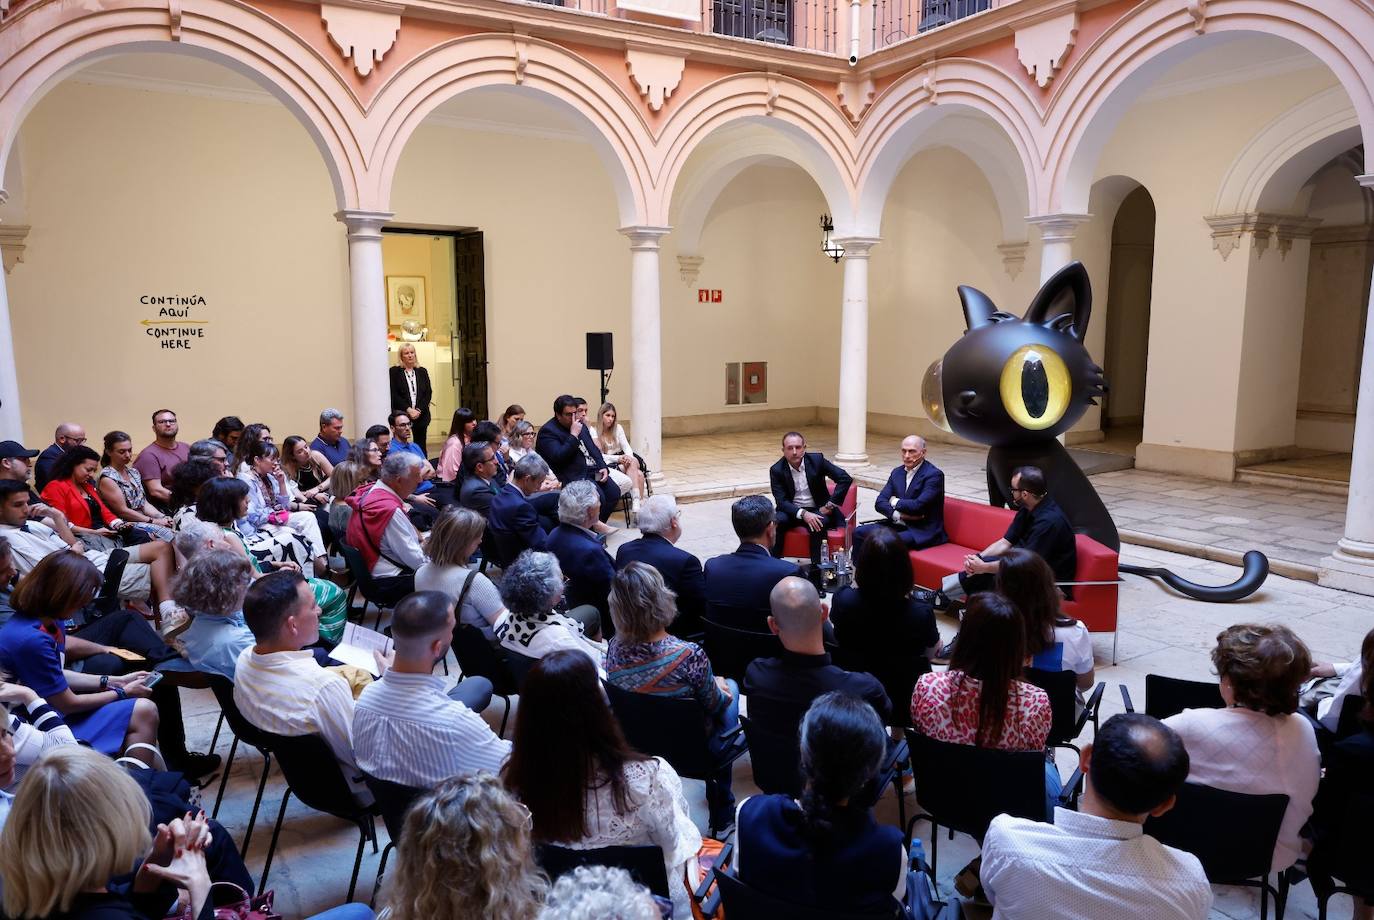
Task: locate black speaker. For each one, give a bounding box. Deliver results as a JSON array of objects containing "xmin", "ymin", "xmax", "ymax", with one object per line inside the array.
[{"xmin": 586, "ymin": 332, "xmax": 614, "ymax": 370}]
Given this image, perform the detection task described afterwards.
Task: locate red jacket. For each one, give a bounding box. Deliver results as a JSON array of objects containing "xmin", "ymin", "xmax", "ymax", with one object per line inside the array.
[
  {"xmin": 344, "ymin": 482, "xmax": 405, "ymax": 571},
  {"xmin": 41, "ymin": 478, "xmax": 117, "ymax": 529}
]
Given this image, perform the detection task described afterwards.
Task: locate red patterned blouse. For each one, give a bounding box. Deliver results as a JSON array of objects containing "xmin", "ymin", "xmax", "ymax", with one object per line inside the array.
[{"xmin": 910, "ymin": 670, "xmax": 1052, "ymax": 751}]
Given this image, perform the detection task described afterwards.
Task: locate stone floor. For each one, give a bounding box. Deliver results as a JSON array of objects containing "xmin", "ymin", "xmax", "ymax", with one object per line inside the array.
[{"xmin": 182, "ymin": 479, "xmax": 1374, "ymax": 919}]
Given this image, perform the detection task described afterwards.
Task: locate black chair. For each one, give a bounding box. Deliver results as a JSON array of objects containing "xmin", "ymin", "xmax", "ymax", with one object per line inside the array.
[
  {"xmin": 603, "ymin": 681, "xmax": 748, "ymax": 786},
  {"xmin": 1023, "ymin": 667, "xmax": 1106, "ymax": 753},
  {"xmin": 206, "ymin": 676, "xmax": 276, "ymax": 858},
  {"xmin": 711, "ymin": 864, "xmax": 907, "ymax": 920},
  {"xmin": 700, "ymin": 619, "xmax": 784, "ymax": 682},
  {"xmin": 1121, "ymin": 674, "xmax": 1224, "ymax": 720},
  {"xmin": 362, "ymin": 772, "xmax": 425, "ymax": 907},
  {"xmin": 1334, "ymin": 694, "xmax": 1366, "ymax": 740},
  {"xmin": 449, "ymin": 624, "xmax": 517, "ymax": 736},
  {"xmin": 504, "ymin": 646, "xmax": 542, "ymax": 692},
  {"xmin": 1145, "ymin": 782, "xmax": 1289, "ymax": 920},
  {"xmin": 338, "ymin": 542, "xmax": 396, "ymax": 630},
  {"xmin": 537, "ymin": 843, "xmax": 671, "ymax": 898},
  {"xmin": 903, "ymin": 730, "xmax": 1079, "ymax": 879},
  {"xmin": 256, "ymin": 731, "xmax": 379, "ymax": 902},
  {"xmin": 1308, "ymin": 739, "xmax": 1374, "ymax": 920},
  {"xmin": 486, "ymin": 525, "xmax": 527, "ymax": 570}
]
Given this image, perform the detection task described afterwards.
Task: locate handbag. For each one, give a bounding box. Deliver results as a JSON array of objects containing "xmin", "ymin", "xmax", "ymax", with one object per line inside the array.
[{"xmin": 208, "ymin": 882, "xmax": 283, "ymax": 920}]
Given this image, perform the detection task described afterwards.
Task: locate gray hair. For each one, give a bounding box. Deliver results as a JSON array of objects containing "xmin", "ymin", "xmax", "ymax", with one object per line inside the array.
[
  {"xmin": 538, "ymin": 866, "xmax": 659, "ymax": 920},
  {"xmin": 499, "ymin": 550, "xmax": 563, "ymax": 617},
  {"xmin": 557, "ymin": 480, "xmax": 600, "ymax": 525},
  {"xmin": 172, "ymin": 548, "xmax": 253, "ymax": 617},
  {"xmin": 381, "ymin": 450, "xmax": 423, "ymax": 483},
  {"xmin": 173, "ymin": 519, "xmax": 226, "ymax": 562},
  {"xmin": 512, "ymin": 453, "xmax": 549, "ymax": 482},
  {"xmin": 318, "ymin": 408, "xmax": 344, "ymax": 428},
  {"xmin": 512, "ymin": 419, "xmax": 535, "ymax": 439},
  {"xmin": 634, "ymin": 494, "xmax": 678, "ymax": 535},
  {"xmin": 608, "ymin": 562, "xmax": 677, "ymax": 642},
  {"xmin": 189, "ymin": 439, "xmax": 227, "ymax": 460}
]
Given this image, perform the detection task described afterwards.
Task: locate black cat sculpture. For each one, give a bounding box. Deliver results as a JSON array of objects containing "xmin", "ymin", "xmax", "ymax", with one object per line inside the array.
[{"xmin": 923, "ymin": 261, "xmax": 1269, "ymax": 602}]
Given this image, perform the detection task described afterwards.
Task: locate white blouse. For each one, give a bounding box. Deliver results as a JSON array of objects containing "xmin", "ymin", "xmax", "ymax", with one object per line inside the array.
[{"xmin": 597, "ymin": 423, "xmax": 634, "ymax": 461}]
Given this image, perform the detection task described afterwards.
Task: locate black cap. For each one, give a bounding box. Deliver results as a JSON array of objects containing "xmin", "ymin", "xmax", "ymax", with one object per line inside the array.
[{"xmin": 0, "ymin": 441, "xmax": 39, "ymax": 460}]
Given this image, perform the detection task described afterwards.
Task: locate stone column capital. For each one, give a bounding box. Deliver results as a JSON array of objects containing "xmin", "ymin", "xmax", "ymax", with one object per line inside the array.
[
  {"xmin": 832, "ymin": 236, "xmax": 881, "ymax": 258},
  {"xmin": 619, "ymin": 225, "xmax": 672, "ymax": 250},
  {"xmin": 335, "ymin": 209, "xmax": 394, "ymax": 240},
  {"xmin": 1026, "ymin": 212, "xmax": 1093, "ymax": 243},
  {"xmin": 677, "ymin": 255, "xmax": 704, "ymax": 285},
  {"xmin": 1357, "ymin": 174, "xmax": 1374, "ymax": 188}
]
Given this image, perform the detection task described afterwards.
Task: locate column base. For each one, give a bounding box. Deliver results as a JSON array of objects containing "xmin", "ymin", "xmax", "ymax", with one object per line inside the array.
[
  {"xmin": 1318, "ymin": 537, "xmax": 1374, "ymax": 597},
  {"xmin": 647, "ymin": 470, "xmax": 670, "ymax": 494},
  {"xmin": 834, "ymin": 451, "xmax": 871, "ymax": 468}
]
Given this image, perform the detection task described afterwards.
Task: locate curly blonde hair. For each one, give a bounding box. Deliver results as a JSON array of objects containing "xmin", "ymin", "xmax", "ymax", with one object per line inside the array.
[{"xmin": 382, "ymin": 772, "xmax": 547, "ymax": 920}]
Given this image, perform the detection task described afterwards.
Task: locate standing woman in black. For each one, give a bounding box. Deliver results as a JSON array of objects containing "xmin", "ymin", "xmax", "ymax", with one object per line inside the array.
[{"xmin": 390, "ymin": 343, "xmax": 433, "ymax": 454}]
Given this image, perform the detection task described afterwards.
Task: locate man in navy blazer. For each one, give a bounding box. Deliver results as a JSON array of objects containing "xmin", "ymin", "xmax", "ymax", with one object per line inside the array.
[
  {"xmin": 854, "ymin": 435, "xmax": 948, "ymax": 554},
  {"xmin": 768, "ymin": 432, "xmax": 852, "ymax": 564},
  {"xmin": 488, "ymin": 453, "xmax": 557, "ymax": 564},
  {"xmin": 536, "ymin": 394, "xmax": 620, "ymax": 524},
  {"xmin": 615, "ymin": 495, "xmax": 707, "ymax": 637},
  {"xmin": 545, "ymin": 480, "xmax": 617, "ymax": 635},
  {"xmin": 704, "ymin": 495, "xmax": 803, "ymax": 634}
]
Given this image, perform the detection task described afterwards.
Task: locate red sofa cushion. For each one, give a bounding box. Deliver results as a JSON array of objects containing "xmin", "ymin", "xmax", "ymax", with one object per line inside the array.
[{"xmin": 780, "ymin": 481, "xmax": 858, "ymax": 557}]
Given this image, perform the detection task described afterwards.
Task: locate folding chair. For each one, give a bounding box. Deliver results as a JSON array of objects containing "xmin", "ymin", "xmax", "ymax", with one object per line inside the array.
[
  {"xmin": 449, "ymin": 624, "xmax": 517, "ymax": 736},
  {"xmin": 1023, "ymin": 667, "xmax": 1106, "ymax": 754},
  {"xmin": 206, "ymin": 676, "xmax": 276, "ymax": 858},
  {"xmin": 1120, "ymin": 674, "xmax": 1224, "ymax": 720},
  {"xmin": 1308, "ymin": 737, "xmax": 1374, "ymax": 920},
  {"xmin": 711, "ymin": 863, "xmax": 908, "ymax": 920},
  {"xmin": 338, "ymin": 543, "xmax": 398, "ymax": 630},
  {"xmin": 362, "ymin": 772, "xmax": 425, "ymax": 907},
  {"xmin": 700, "ymin": 619, "xmax": 784, "ymax": 682},
  {"xmin": 537, "ymin": 843, "xmax": 670, "ymax": 898}
]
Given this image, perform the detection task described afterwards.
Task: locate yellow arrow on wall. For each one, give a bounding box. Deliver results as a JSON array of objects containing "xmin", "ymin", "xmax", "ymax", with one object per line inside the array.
[{"xmin": 140, "ymin": 319, "xmax": 210, "ymax": 325}]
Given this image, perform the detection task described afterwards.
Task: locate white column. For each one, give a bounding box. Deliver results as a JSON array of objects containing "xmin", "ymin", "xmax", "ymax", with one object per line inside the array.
[
  {"xmin": 833, "ymin": 237, "xmax": 879, "ymax": 466},
  {"xmin": 1027, "ymin": 212, "xmax": 1093, "ymax": 282},
  {"xmin": 620, "ymin": 226, "xmax": 670, "ymax": 490},
  {"xmin": 0, "ymin": 190, "xmax": 22, "ymax": 440},
  {"xmin": 337, "ymin": 209, "xmax": 394, "ymax": 434}
]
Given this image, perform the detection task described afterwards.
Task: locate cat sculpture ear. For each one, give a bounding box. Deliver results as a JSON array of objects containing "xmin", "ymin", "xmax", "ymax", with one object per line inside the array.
[
  {"xmin": 1024, "ymin": 261, "xmax": 1092, "ymax": 341},
  {"xmin": 957, "ymin": 285, "xmax": 1000, "ymax": 330}
]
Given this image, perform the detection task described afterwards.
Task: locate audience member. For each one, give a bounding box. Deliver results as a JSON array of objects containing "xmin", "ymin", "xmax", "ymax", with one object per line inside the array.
[
  {"xmin": 998, "ymin": 547, "xmax": 1095, "ymax": 692},
  {"xmin": 166, "ymin": 458, "xmax": 219, "ymax": 524},
  {"xmin": 469, "ymin": 420, "xmax": 511, "ymax": 485},
  {"xmin": 593, "ymin": 403, "xmax": 646, "ymax": 515},
  {"xmin": 210, "ymin": 416, "xmax": 244, "ymax": 453},
  {"xmin": 344, "ymin": 452, "xmax": 428, "ymax": 604},
  {"xmin": 173, "ymin": 548, "xmax": 255, "ymax": 680},
  {"xmin": 504, "ymin": 649, "xmax": 700, "ymax": 918},
  {"xmin": 853, "ymin": 435, "xmax": 947, "ymax": 553},
  {"xmin": 496, "ymin": 551, "xmax": 605, "ymax": 667},
  {"xmin": 736, "ymin": 692, "xmax": 907, "ymax": 914},
  {"xmin": 1163, "ymin": 623, "xmax": 1319, "ymax": 871},
  {"xmin": 311, "ymin": 409, "xmax": 351, "ymax": 468},
  {"xmin": 1307, "ymin": 624, "xmax": 1372, "ymax": 736},
  {"xmin": 546, "ymin": 482, "xmax": 616, "ymax": 629},
  {"xmin": 414, "ymin": 508, "xmax": 508, "ymax": 642},
  {"xmin": 40, "ymin": 444, "xmax": 146, "ymax": 548},
  {"xmin": 606, "ymin": 562, "xmax": 738, "ymax": 833},
  {"xmin": 458, "ymin": 442, "xmax": 502, "ymax": 516},
  {"xmin": 0, "ymin": 439, "xmax": 77, "ymax": 543},
  {"xmin": 981, "ymin": 713, "xmax": 1212, "ymax": 919},
  {"xmin": 0, "ymin": 536, "xmax": 14, "ymax": 615},
  {"xmin": 281, "ymin": 434, "xmax": 332, "ymax": 506},
  {"xmin": 350, "ymin": 437, "xmax": 384, "ymax": 477},
  {"xmin": 507, "ymin": 419, "xmax": 539, "ymax": 464},
  {"xmin": 238, "ymin": 439, "xmax": 329, "ymax": 574},
  {"xmin": 539, "ymin": 866, "xmax": 662, "ymax": 920},
  {"xmin": 98, "ymin": 432, "xmax": 175, "ymax": 541},
  {"xmin": 187, "ymin": 438, "xmax": 230, "ymax": 476},
  {"xmin": 498, "ymin": 404, "xmax": 526, "ymax": 451},
  {"xmin": 354, "ymin": 591, "xmax": 506, "ymax": 787},
  {"xmin": 390, "ymin": 343, "xmax": 433, "ymax": 452},
  {"xmin": 1, "ymin": 669, "xmax": 78, "ymax": 785},
  {"xmin": 615, "ymin": 495, "xmax": 706, "ymax": 637},
  {"xmin": 536, "ymin": 395, "xmax": 620, "ymax": 525},
  {"xmin": 703, "ymin": 495, "xmax": 801, "ymax": 633},
  {"xmin": 234, "ymin": 571, "xmax": 373, "ymax": 803},
  {"xmin": 437, "ymin": 408, "xmax": 477, "ymax": 482},
  {"xmin": 34, "ymin": 422, "xmax": 87, "ymax": 492},
  {"xmin": 132, "ymin": 409, "xmax": 190, "ymax": 508},
  {"xmin": 387, "ymin": 411, "xmax": 436, "ymax": 493},
  {"xmin": 381, "ymin": 772, "xmax": 546, "ymax": 919},
  {"xmin": 489, "ymin": 454, "xmax": 559, "ymax": 559},
  {"xmin": 828, "ymin": 526, "xmax": 938, "ymax": 727},
  {"xmin": 768, "ymin": 431, "xmax": 852, "ymax": 565},
  {"xmin": 229, "ymin": 422, "xmax": 273, "ymax": 477},
  {"xmin": 326, "ymin": 459, "xmax": 367, "ymax": 541}
]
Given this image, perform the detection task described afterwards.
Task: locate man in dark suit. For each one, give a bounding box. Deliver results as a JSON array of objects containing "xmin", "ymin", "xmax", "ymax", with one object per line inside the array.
[
  {"xmin": 616, "ymin": 494, "xmax": 707, "ymax": 637},
  {"xmin": 536, "ymin": 394, "xmax": 620, "ymax": 526},
  {"xmin": 458, "ymin": 442, "xmax": 502, "ymax": 518},
  {"xmin": 704, "ymin": 495, "xmax": 802, "ymax": 634},
  {"xmin": 489, "ymin": 454, "xmax": 557, "ymax": 564},
  {"xmin": 389, "ymin": 344, "xmax": 433, "ymax": 453},
  {"xmin": 768, "ymin": 431, "xmax": 852, "ymax": 564},
  {"xmin": 34, "ymin": 422, "xmax": 86, "ymax": 493},
  {"xmin": 854, "ymin": 435, "xmax": 948, "ymax": 554},
  {"xmin": 545, "ymin": 481, "xmax": 616, "ymax": 635}
]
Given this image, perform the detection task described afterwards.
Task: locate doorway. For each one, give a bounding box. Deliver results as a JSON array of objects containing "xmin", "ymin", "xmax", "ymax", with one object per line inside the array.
[{"xmin": 1100, "ymin": 186, "xmax": 1156, "ymax": 456}]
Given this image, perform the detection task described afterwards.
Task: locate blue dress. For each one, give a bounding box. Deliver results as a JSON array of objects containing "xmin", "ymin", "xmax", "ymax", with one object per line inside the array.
[{"xmin": 0, "ymin": 612, "xmax": 135, "ymax": 754}]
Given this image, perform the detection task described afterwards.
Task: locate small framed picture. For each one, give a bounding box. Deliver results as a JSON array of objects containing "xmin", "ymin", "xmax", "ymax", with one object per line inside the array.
[{"xmin": 387, "ymin": 276, "xmax": 427, "ymax": 326}]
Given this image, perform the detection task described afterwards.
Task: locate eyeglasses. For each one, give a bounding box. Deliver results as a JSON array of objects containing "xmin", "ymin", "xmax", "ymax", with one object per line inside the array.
[
  {"xmin": 394, "ymin": 421, "xmax": 412, "ymax": 428},
  {"xmin": 154, "ymin": 418, "xmax": 177, "ymax": 425}
]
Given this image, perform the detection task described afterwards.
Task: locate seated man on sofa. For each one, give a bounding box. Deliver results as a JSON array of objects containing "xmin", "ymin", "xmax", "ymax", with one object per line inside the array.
[
  {"xmin": 768, "ymin": 432, "xmax": 851, "ymax": 566},
  {"xmin": 854, "ymin": 435, "xmax": 947, "ymax": 554}
]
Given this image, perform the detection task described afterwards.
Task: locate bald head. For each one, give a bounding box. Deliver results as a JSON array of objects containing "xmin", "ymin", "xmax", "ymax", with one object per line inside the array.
[
  {"xmin": 901, "ymin": 435, "xmax": 927, "ymax": 470},
  {"xmin": 768, "ymin": 576, "xmax": 825, "ymax": 650}
]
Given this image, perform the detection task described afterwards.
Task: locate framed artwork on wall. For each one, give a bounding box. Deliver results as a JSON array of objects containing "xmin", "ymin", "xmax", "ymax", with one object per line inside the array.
[{"xmin": 387, "ymin": 276, "xmax": 427, "ymax": 325}]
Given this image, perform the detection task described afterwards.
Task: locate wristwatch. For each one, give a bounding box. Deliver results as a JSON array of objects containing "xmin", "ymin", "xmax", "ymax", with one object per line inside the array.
[{"xmin": 99, "ymin": 675, "xmax": 109, "ymax": 690}]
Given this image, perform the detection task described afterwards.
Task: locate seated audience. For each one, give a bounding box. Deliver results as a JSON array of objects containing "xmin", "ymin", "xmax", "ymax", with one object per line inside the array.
[
  {"xmin": 0, "ymin": 439, "xmax": 77, "ymax": 543},
  {"xmin": 210, "ymin": 416, "xmax": 244, "ymax": 454},
  {"xmin": 0, "ymin": 746, "xmax": 216, "ymax": 920},
  {"xmin": 415, "ymin": 508, "xmax": 508, "ymax": 642},
  {"xmin": 496, "ymin": 551, "xmax": 605, "ymax": 667},
  {"xmin": 344, "ymin": 452, "xmax": 429, "ymax": 605},
  {"xmin": 233, "ymin": 571, "xmax": 372, "ymax": 803},
  {"xmin": 173, "ymin": 548, "xmax": 255, "ymax": 680},
  {"xmin": 281, "ymin": 434, "xmax": 332, "ymax": 506},
  {"xmin": 615, "ymin": 495, "xmax": 706, "ymax": 637},
  {"xmin": 187, "ymin": 438, "xmax": 230, "ymax": 476},
  {"xmin": 745, "ymin": 576, "xmax": 890, "ymax": 724},
  {"xmin": 546, "ymin": 482, "xmax": 616, "ymax": 629},
  {"xmin": 133, "ymin": 409, "xmax": 190, "ymax": 509},
  {"xmin": 504, "ymin": 649, "xmax": 701, "ymax": 918},
  {"xmin": 354, "ymin": 591, "xmax": 507, "ymax": 788},
  {"xmin": 237, "ymin": 439, "xmax": 329, "ymax": 575},
  {"xmin": 1307, "ymin": 624, "xmax": 1372, "ymax": 736},
  {"xmin": 167, "ymin": 457, "xmax": 219, "ymax": 523},
  {"xmin": 593, "ymin": 403, "xmax": 646, "ymax": 515},
  {"xmin": 853, "ymin": 435, "xmax": 947, "ymax": 553},
  {"xmin": 536, "ymin": 395, "xmax": 620, "ymax": 526},
  {"xmin": 437, "ymin": 407, "xmax": 477, "ymax": 482},
  {"xmin": 506, "ymin": 419, "xmax": 539, "ymax": 464},
  {"xmin": 828, "ymin": 526, "xmax": 939, "ymax": 727},
  {"xmin": 469, "ymin": 421, "xmax": 511, "ymax": 485},
  {"xmin": 768, "ymin": 431, "xmax": 852, "ymax": 565},
  {"xmin": 41, "ymin": 444, "xmax": 149, "ymax": 549},
  {"xmin": 386, "ymin": 411, "xmax": 436, "ymax": 491},
  {"xmin": 458, "ymin": 442, "xmax": 502, "ymax": 516},
  {"xmin": 704, "ymin": 495, "xmax": 802, "ymax": 633},
  {"xmin": 381, "ymin": 773, "xmax": 546, "ymax": 920},
  {"xmin": 1163, "ymin": 623, "xmax": 1319, "ymax": 871},
  {"xmin": 736, "ymin": 692, "xmax": 907, "ymax": 914},
  {"xmin": 34, "ymin": 422, "xmax": 85, "ymax": 493},
  {"xmin": 489, "ymin": 454, "xmax": 559, "ymax": 558},
  {"xmin": 229, "ymin": 422, "xmax": 272, "ymax": 477},
  {"xmin": 998, "ymin": 547, "xmax": 1094, "ymax": 692},
  {"xmin": 981, "ymin": 713, "xmax": 1212, "ymax": 919},
  {"xmin": 98, "ymin": 432, "xmax": 175, "ymax": 542},
  {"xmin": 606, "ymin": 562, "xmax": 739, "ymax": 833},
  {"xmin": 310, "ymin": 408, "xmax": 351, "ymax": 468},
  {"xmin": 539, "ymin": 865, "xmax": 662, "ymax": 920}
]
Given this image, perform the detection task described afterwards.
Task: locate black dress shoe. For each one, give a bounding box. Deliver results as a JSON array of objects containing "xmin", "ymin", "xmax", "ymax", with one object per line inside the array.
[{"xmin": 169, "ymin": 751, "xmax": 222, "ymax": 784}]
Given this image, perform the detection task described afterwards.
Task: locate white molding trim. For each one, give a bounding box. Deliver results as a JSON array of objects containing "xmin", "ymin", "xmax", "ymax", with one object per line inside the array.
[
  {"xmin": 1136, "ymin": 52, "xmax": 1325, "ymax": 104},
  {"xmin": 0, "ymin": 224, "xmax": 28, "ymax": 274}
]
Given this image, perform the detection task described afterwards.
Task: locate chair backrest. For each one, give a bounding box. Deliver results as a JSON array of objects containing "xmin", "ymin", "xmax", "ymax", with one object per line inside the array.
[
  {"xmin": 363, "ymin": 772, "xmax": 425, "ymax": 840},
  {"xmin": 1307, "ymin": 737, "xmax": 1374, "ymax": 896},
  {"xmin": 504, "ymin": 647, "xmax": 542, "ymax": 692},
  {"xmin": 450, "ymin": 624, "xmax": 519, "ymax": 696},
  {"xmin": 1143, "ymin": 782, "xmax": 1288, "ymax": 884},
  {"xmin": 1144, "ymin": 674, "xmax": 1224, "ymax": 720},
  {"xmin": 1023, "ymin": 667, "xmax": 1079, "ymax": 746},
  {"xmin": 603, "ymin": 681, "xmax": 717, "ymax": 780},
  {"xmin": 536, "ymin": 844, "xmax": 671, "ymax": 898},
  {"xmin": 338, "ymin": 543, "xmax": 378, "ymax": 595},
  {"xmin": 207, "ymin": 675, "xmax": 272, "ymax": 751},
  {"xmin": 1336, "ymin": 694, "xmax": 1367, "ymax": 740},
  {"xmin": 701, "ymin": 619, "xmax": 784, "ymax": 682},
  {"xmin": 258, "ymin": 730, "xmax": 367, "ymax": 822},
  {"xmin": 485, "ymin": 525, "xmax": 523, "ymax": 570},
  {"xmin": 713, "ymin": 867, "xmax": 902, "ymax": 920},
  {"xmin": 904, "ymin": 730, "xmax": 1048, "ymax": 837},
  {"xmin": 739, "ymin": 714, "xmax": 803, "ymax": 797}
]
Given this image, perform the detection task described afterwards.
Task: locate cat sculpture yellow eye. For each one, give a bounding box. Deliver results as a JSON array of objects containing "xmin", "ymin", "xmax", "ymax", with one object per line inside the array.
[
  {"xmin": 1000, "ymin": 344, "xmax": 1070, "ymax": 430},
  {"xmin": 921, "ymin": 360, "xmax": 952, "ymax": 433}
]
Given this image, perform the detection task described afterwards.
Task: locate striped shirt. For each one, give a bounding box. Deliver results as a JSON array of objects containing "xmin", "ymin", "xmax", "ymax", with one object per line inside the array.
[
  {"xmin": 8, "ymin": 697, "xmax": 77, "ymax": 785},
  {"xmin": 233, "ymin": 647, "xmax": 369, "ymax": 802},
  {"xmin": 353, "ymin": 670, "xmax": 510, "ymax": 788}
]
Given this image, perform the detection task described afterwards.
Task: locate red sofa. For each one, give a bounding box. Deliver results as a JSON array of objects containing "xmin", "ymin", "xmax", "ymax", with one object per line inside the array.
[
  {"xmin": 779, "ymin": 481, "xmax": 858, "ymax": 559},
  {"xmin": 909, "ymin": 497, "xmax": 1121, "ymax": 662}
]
